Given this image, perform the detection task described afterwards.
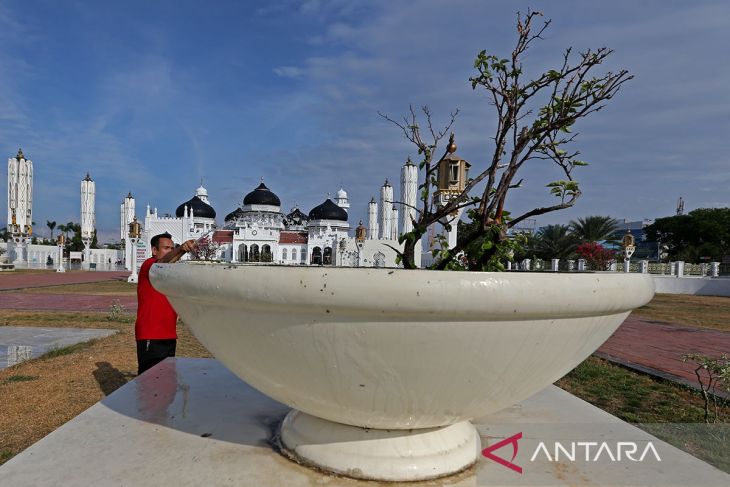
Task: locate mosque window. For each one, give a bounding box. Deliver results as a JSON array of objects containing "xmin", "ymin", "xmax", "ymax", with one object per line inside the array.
[
  {"xmin": 292, "ymin": 248, "xmax": 297, "ymax": 261},
  {"xmin": 282, "ymin": 248, "xmax": 288, "ymax": 260},
  {"xmin": 449, "ymin": 161, "xmax": 460, "ymax": 185}
]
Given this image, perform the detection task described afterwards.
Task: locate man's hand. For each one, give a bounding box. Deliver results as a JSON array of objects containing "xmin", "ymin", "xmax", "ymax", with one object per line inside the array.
[
  {"xmin": 181, "ymin": 239, "xmax": 197, "ymax": 253},
  {"xmin": 159, "ymin": 239, "xmax": 199, "ymax": 264}
]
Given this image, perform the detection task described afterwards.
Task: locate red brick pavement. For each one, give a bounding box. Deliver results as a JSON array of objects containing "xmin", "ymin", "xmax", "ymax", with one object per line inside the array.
[
  {"xmin": 596, "ymin": 315, "xmax": 730, "ymax": 395},
  {"xmin": 0, "ymin": 292, "xmax": 137, "ymax": 312},
  {"xmin": 0, "ymin": 271, "xmax": 130, "ymax": 291}
]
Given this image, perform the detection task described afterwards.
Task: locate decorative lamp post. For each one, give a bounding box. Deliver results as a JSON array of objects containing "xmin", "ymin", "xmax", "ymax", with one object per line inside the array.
[
  {"xmin": 56, "ymin": 234, "xmax": 66, "ymax": 273},
  {"xmin": 621, "ymin": 232, "xmax": 636, "ymax": 273},
  {"xmin": 355, "ymin": 221, "xmax": 366, "ymax": 267},
  {"xmin": 434, "ymin": 134, "xmax": 471, "ymax": 249},
  {"xmin": 127, "ymin": 217, "xmax": 142, "ymax": 283}
]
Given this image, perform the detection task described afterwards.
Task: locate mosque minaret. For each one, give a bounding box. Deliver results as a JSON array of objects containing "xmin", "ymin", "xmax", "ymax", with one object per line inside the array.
[
  {"xmin": 400, "ymin": 157, "xmax": 418, "ymax": 234},
  {"xmin": 379, "ymin": 180, "xmax": 393, "ymax": 240},
  {"xmin": 367, "ymin": 197, "xmax": 379, "ymax": 240}
]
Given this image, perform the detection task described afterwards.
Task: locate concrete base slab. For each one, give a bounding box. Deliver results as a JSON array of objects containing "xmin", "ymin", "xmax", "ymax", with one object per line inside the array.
[
  {"xmin": 0, "ymin": 326, "xmax": 117, "ymax": 369},
  {"xmin": 0, "ymin": 358, "xmax": 727, "ymax": 486}
]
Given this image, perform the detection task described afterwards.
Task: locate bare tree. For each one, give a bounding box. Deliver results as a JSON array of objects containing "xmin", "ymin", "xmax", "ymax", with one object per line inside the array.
[{"xmin": 382, "ymin": 10, "xmax": 632, "ymax": 270}]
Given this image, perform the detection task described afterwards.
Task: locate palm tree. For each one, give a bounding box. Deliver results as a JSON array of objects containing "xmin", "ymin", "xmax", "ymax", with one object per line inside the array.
[
  {"xmin": 65, "ymin": 221, "xmax": 74, "ymax": 240},
  {"xmin": 47, "ymin": 220, "xmax": 56, "ymax": 240},
  {"xmin": 532, "ymin": 225, "xmax": 578, "ymax": 259},
  {"xmin": 569, "ymin": 216, "xmax": 621, "ymax": 244}
]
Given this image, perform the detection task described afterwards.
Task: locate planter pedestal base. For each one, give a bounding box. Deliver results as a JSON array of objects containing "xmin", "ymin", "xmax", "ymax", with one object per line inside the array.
[{"xmin": 279, "ymin": 410, "xmax": 480, "ymax": 481}]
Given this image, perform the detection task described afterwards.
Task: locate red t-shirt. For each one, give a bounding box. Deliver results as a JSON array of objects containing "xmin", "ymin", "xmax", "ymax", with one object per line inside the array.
[{"xmin": 135, "ymin": 257, "xmax": 178, "ymax": 340}]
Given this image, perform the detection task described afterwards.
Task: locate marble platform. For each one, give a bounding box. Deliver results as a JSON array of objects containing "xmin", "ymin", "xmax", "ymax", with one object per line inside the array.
[
  {"xmin": 0, "ymin": 326, "xmax": 117, "ymax": 369},
  {"xmin": 0, "ymin": 358, "xmax": 727, "ymax": 486}
]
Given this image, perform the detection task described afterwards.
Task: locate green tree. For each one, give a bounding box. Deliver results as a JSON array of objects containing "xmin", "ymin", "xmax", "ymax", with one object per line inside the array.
[
  {"xmin": 532, "ymin": 224, "xmax": 577, "ymax": 260},
  {"xmin": 46, "ymin": 220, "xmax": 56, "ymax": 240},
  {"xmin": 645, "ymin": 208, "xmax": 730, "ymax": 262},
  {"xmin": 569, "ymin": 215, "xmax": 620, "ymax": 244},
  {"xmin": 381, "ymin": 10, "xmax": 632, "ymax": 270}
]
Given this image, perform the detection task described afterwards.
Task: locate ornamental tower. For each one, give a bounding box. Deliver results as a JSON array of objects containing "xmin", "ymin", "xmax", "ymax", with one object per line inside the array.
[
  {"xmin": 80, "ymin": 173, "xmax": 96, "ymax": 267},
  {"xmin": 7, "ymin": 148, "xmax": 33, "ymax": 264},
  {"xmin": 120, "ymin": 192, "xmax": 135, "ymax": 270}
]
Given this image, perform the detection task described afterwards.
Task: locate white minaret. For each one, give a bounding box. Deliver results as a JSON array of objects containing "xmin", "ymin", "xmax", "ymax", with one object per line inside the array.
[
  {"xmin": 391, "ymin": 207, "xmax": 399, "ymax": 240},
  {"xmin": 379, "ymin": 180, "xmax": 393, "ymax": 240},
  {"xmin": 7, "ymin": 148, "xmax": 33, "ymax": 264},
  {"xmin": 334, "ymin": 188, "xmax": 349, "ymax": 213},
  {"xmin": 121, "ymin": 192, "xmax": 135, "ymax": 270},
  {"xmin": 196, "ymin": 181, "xmax": 210, "ymax": 204},
  {"xmin": 80, "ymin": 173, "xmax": 96, "ymax": 269},
  {"xmin": 367, "ymin": 197, "xmax": 379, "ymax": 239},
  {"xmin": 400, "ymin": 157, "xmax": 418, "ymax": 235}
]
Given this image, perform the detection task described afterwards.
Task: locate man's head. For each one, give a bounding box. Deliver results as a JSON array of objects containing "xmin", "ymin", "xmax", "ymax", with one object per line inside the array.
[{"xmin": 151, "ymin": 232, "xmax": 174, "ymax": 259}]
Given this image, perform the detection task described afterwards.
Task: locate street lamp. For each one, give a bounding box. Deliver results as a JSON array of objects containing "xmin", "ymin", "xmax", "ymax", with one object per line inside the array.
[
  {"xmin": 56, "ymin": 234, "xmax": 66, "ymax": 273},
  {"xmin": 355, "ymin": 220, "xmax": 366, "ymax": 267},
  {"xmin": 621, "ymin": 232, "xmax": 636, "ymax": 273},
  {"xmin": 127, "ymin": 217, "xmax": 142, "ymax": 283}
]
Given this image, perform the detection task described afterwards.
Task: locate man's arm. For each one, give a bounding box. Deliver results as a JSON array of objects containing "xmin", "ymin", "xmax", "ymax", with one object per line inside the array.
[{"xmin": 158, "ymin": 240, "xmax": 197, "ymax": 264}]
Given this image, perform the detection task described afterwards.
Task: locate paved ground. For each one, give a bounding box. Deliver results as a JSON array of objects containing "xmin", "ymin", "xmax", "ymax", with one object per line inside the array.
[
  {"xmin": 0, "ymin": 292, "xmax": 136, "ymax": 312},
  {"xmin": 0, "ymin": 326, "xmax": 117, "ymax": 369},
  {"xmin": 597, "ymin": 315, "xmax": 730, "ymax": 396},
  {"xmin": 0, "ymin": 271, "xmax": 129, "ymax": 291}
]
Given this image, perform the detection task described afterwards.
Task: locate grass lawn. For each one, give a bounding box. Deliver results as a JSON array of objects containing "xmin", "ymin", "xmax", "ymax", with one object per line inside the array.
[{"xmin": 632, "ymin": 293, "xmax": 730, "ymax": 332}]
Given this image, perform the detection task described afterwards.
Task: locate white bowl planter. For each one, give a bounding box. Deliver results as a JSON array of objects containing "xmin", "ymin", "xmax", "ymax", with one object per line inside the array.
[{"xmin": 151, "ymin": 263, "xmax": 654, "ymax": 481}]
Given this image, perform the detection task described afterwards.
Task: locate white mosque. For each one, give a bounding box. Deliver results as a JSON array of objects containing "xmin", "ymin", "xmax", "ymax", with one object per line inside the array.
[
  {"xmin": 131, "ymin": 158, "xmax": 424, "ymax": 268},
  {"xmin": 5, "ymin": 142, "xmax": 474, "ymax": 271}
]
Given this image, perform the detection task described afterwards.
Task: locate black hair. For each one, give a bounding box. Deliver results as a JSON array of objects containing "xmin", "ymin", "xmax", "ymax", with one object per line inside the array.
[{"xmin": 151, "ymin": 232, "xmax": 174, "ymax": 249}]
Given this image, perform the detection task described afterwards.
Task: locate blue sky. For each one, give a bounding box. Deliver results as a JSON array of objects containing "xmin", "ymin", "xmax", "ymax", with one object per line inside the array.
[{"xmin": 1, "ymin": 0, "xmax": 729, "ymax": 242}]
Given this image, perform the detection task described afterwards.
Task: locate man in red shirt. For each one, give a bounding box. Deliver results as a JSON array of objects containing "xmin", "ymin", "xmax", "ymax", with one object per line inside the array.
[{"xmin": 135, "ymin": 232, "xmax": 197, "ymax": 375}]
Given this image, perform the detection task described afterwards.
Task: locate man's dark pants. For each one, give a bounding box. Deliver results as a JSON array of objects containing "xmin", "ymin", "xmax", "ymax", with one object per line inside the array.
[{"xmin": 136, "ymin": 339, "xmax": 177, "ymax": 375}]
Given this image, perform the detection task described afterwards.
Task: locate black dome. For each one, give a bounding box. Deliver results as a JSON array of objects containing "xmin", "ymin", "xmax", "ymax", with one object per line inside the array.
[
  {"xmin": 243, "ymin": 182, "xmax": 280, "ymax": 206},
  {"xmin": 308, "ymin": 199, "xmax": 348, "ymax": 222},
  {"xmin": 225, "ymin": 207, "xmax": 245, "ymax": 222},
  {"xmin": 175, "ymin": 196, "xmax": 216, "ymax": 219}
]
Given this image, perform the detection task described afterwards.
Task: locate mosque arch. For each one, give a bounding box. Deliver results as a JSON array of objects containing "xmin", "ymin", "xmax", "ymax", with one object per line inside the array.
[
  {"xmin": 323, "ymin": 247, "xmax": 333, "ymax": 266},
  {"xmin": 291, "ymin": 248, "xmax": 297, "ymax": 262},
  {"xmin": 249, "ymin": 244, "xmax": 260, "ymax": 262},
  {"xmin": 238, "ymin": 244, "xmax": 248, "ymax": 262},
  {"xmin": 311, "ymin": 246, "xmax": 322, "ymax": 265},
  {"xmin": 262, "ymin": 244, "xmax": 272, "ymax": 262},
  {"xmin": 282, "ymin": 248, "xmax": 288, "ymax": 261},
  {"xmin": 373, "ymin": 252, "xmax": 385, "ymax": 268}
]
